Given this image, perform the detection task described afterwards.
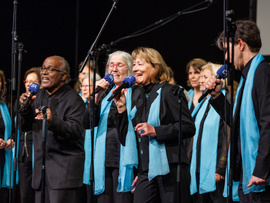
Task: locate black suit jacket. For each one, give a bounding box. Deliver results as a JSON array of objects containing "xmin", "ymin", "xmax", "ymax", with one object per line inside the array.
[{"xmin": 19, "ymin": 85, "xmax": 86, "ymax": 190}]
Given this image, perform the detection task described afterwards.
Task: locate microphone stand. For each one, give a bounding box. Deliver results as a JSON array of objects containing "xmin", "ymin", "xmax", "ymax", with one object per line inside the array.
[
  {"xmin": 175, "ymin": 87, "xmax": 186, "ymax": 203},
  {"xmin": 12, "ymin": 42, "xmax": 24, "ymax": 203},
  {"xmin": 40, "ymin": 106, "xmax": 48, "ymax": 203},
  {"xmin": 96, "ymin": 0, "xmax": 213, "ymax": 54},
  {"xmin": 224, "ymin": 0, "xmax": 235, "ymax": 202},
  {"xmin": 10, "ymin": 0, "xmax": 25, "ymax": 202},
  {"xmin": 79, "ymin": 0, "xmax": 118, "ymax": 73},
  {"xmin": 79, "ymin": 1, "xmax": 119, "ymax": 201}
]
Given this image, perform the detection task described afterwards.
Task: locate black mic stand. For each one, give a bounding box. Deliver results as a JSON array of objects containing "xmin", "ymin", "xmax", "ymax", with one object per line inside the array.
[
  {"xmin": 175, "ymin": 87, "xmax": 186, "ymax": 203},
  {"xmin": 39, "ymin": 106, "xmax": 49, "ymax": 203},
  {"xmin": 224, "ymin": 1, "xmax": 236, "ymax": 202},
  {"xmin": 10, "ymin": 0, "xmax": 25, "ymax": 202},
  {"xmin": 79, "ymin": 1, "xmax": 119, "ymax": 201}
]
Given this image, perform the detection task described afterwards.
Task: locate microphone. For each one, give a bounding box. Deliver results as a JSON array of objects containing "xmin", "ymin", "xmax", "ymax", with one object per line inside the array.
[
  {"xmin": 91, "ymin": 74, "xmax": 114, "ymax": 96},
  {"xmin": 21, "ymin": 82, "xmax": 40, "ymax": 109},
  {"xmin": 107, "ymin": 75, "xmax": 136, "ymax": 101},
  {"xmin": 198, "ymin": 64, "xmax": 228, "ymax": 103}
]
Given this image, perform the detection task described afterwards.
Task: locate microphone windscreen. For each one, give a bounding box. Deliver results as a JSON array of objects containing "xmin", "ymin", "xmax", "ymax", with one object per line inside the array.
[
  {"xmin": 28, "ymin": 83, "xmax": 40, "ymax": 94},
  {"xmin": 104, "ymin": 74, "xmax": 114, "ymax": 84},
  {"xmin": 123, "ymin": 75, "xmax": 136, "ymax": 87},
  {"xmin": 216, "ymin": 64, "xmax": 228, "ymax": 79}
]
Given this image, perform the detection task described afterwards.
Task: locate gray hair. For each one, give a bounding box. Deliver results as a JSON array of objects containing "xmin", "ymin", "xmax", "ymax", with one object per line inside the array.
[
  {"xmin": 81, "ymin": 73, "xmax": 101, "ymax": 83},
  {"xmin": 105, "ymin": 51, "xmax": 133, "ymax": 76}
]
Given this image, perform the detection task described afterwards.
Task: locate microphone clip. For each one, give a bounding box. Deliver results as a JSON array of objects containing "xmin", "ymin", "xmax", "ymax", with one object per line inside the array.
[{"xmin": 38, "ymin": 106, "xmax": 48, "ymax": 114}]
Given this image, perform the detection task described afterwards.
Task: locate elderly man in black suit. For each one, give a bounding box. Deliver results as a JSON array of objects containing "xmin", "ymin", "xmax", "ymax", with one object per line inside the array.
[{"xmin": 19, "ymin": 56, "xmax": 85, "ymax": 203}]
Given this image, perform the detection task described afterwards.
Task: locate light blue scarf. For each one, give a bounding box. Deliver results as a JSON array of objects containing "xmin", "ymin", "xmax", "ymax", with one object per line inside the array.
[
  {"xmin": 83, "ymin": 127, "xmax": 97, "ymax": 185},
  {"xmin": 224, "ymin": 54, "xmax": 269, "ymax": 197},
  {"xmin": 148, "ymin": 87, "xmax": 170, "ymax": 181},
  {"xmin": 1, "ymin": 101, "xmax": 18, "ymax": 188},
  {"xmin": 117, "ymin": 88, "xmax": 138, "ymax": 192},
  {"xmin": 94, "ymin": 87, "xmax": 138, "ymax": 195},
  {"xmin": 191, "ymin": 95, "xmax": 205, "ymax": 118},
  {"xmin": 188, "ymin": 89, "xmax": 194, "ymax": 109},
  {"xmin": 190, "ymin": 93, "xmax": 222, "ymax": 195}
]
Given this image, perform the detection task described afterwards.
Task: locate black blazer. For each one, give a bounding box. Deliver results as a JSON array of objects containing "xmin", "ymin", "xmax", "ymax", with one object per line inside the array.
[
  {"xmin": 145, "ymin": 83, "xmax": 195, "ymax": 165},
  {"xmin": 117, "ymin": 83, "xmax": 195, "ymax": 171}
]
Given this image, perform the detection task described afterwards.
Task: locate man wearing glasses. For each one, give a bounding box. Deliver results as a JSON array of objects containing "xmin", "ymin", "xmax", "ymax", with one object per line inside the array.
[{"xmin": 18, "ymin": 56, "xmax": 85, "ymax": 203}]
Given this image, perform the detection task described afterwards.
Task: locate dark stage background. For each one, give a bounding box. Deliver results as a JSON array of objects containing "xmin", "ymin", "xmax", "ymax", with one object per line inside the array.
[{"xmin": 0, "ymin": 0, "xmax": 252, "ymax": 97}]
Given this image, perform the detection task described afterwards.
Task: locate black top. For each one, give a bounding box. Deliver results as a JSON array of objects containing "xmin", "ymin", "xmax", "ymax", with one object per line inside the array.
[
  {"xmin": 116, "ymin": 83, "xmax": 195, "ymax": 173},
  {"xmin": 209, "ymin": 57, "xmax": 270, "ymax": 180},
  {"xmin": 0, "ymin": 117, "xmax": 4, "ymax": 139}
]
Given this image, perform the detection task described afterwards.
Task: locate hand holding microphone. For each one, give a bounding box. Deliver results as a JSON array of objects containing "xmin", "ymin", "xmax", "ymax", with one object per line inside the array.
[
  {"xmin": 107, "ymin": 75, "xmax": 135, "ymax": 101},
  {"xmin": 91, "ymin": 74, "xmax": 114, "ymax": 96},
  {"xmin": 20, "ymin": 83, "xmax": 40, "ymax": 111},
  {"xmin": 198, "ymin": 65, "xmax": 228, "ymax": 102}
]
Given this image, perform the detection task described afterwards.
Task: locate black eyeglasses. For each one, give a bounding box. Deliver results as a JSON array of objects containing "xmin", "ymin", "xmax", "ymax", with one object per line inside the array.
[{"xmin": 40, "ymin": 66, "xmax": 62, "ymax": 74}]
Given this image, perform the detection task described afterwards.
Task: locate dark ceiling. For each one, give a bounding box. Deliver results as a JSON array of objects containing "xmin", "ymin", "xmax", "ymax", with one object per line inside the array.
[{"xmin": 1, "ymin": 0, "xmax": 251, "ymax": 93}]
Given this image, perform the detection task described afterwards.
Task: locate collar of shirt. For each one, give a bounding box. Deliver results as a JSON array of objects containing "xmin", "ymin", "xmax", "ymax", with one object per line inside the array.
[
  {"xmin": 241, "ymin": 55, "xmax": 256, "ymax": 80},
  {"xmin": 143, "ymin": 83, "xmax": 155, "ymax": 94}
]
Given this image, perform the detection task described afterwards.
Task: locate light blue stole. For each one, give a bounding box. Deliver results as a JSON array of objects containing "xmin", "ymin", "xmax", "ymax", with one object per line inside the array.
[
  {"xmin": 190, "ymin": 93, "xmax": 222, "ymax": 195},
  {"xmin": 83, "ymin": 127, "xmax": 97, "ymax": 185},
  {"xmin": 83, "ymin": 128, "xmax": 91, "ymax": 185},
  {"xmin": 1, "ymin": 101, "xmax": 18, "ymax": 188},
  {"xmin": 94, "ymin": 87, "xmax": 138, "ymax": 194},
  {"xmin": 224, "ymin": 54, "xmax": 269, "ymax": 197},
  {"xmin": 188, "ymin": 89, "xmax": 194, "ymax": 109},
  {"xmin": 117, "ymin": 89, "xmax": 138, "ymax": 192},
  {"xmin": 148, "ymin": 87, "xmax": 170, "ymax": 181}
]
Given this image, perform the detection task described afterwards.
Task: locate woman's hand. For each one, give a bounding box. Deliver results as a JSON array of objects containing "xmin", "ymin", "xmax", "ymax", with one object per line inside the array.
[
  {"xmin": 215, "ymin": 173, "xmax": 224, "ymax": 182},
  {"xmin": 5, "ymin": 138, "xmax": 15, "ymax": 149},
  {"xmin": 94, "ymin": 79, "xmax": 110, "ymax": 104},
  {"xmin": 135, "ymin": 123, "xmax": 156, "ymax": 137},
  {"xmin": 113, "ymin": 88, "xmax": 127, "ymax": 114},
  {"xmin": 131, "ymin": 176, "xmax": 138, "ymax": 194},
  {"xmin": 0, "ymin": 138, "xmax": 6, "ymax": 149}
]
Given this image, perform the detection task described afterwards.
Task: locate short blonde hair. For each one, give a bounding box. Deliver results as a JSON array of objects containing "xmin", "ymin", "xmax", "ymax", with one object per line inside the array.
[{"xmin": 201, "ymin": 62, "xmax": 226, "ymax": 88}]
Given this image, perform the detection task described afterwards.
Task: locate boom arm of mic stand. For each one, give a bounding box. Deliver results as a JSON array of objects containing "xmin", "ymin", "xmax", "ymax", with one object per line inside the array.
[{"xmin": 79, "ymin": 0, "xmax": 119, "ymax": 72}]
